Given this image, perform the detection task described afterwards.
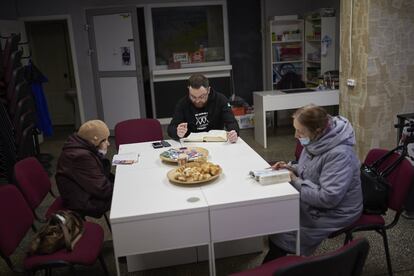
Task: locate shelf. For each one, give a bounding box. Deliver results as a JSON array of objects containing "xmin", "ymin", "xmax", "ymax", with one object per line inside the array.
[
  {"xmin": 272, "ymin": 39, "xmax": 302, "ymax": 44},
  {"xmin": 273, "ymin": 60, "xmax": 303, "ymax": 64},
  {"xmin": 306, "ymin": 60, "xmax": 321, "ymax": 64},
  {"xmin": 306, "ymin": 17, "xmax": 321, "ymax": 21},
  {"xmin": 269, "ymin": 16, "xmax": 305, "ymax": 89}
]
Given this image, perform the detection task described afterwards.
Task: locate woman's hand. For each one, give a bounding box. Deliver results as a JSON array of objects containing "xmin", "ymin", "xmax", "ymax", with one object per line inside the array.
[
  {"xmin": 289, "ymin": 171, "xmax": 298, "ymax": 182},
  {"xmin": 271, "ymin": 161, "xmax": 288, "ymax": 170}
]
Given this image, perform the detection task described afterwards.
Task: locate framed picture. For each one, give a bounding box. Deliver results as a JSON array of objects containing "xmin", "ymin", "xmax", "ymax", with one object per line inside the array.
[{"xmin": 173, "ymin": 52, "xmax": 189, "ymax": 64}]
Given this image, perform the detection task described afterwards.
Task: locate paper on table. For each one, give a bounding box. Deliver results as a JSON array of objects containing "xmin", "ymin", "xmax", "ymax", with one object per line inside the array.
[
  {"xmin": 112, "ymin": 152, "xmax": 139, "ymax": 165},
  {"xmin": 183, "ymin": 130, "xmax": 227, "ymax": 142}
]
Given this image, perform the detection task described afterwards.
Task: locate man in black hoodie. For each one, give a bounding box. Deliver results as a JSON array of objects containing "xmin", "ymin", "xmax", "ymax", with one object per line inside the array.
[{"xmin": 167, "ymin": 74, "xmax": 239, "ymax": 143}]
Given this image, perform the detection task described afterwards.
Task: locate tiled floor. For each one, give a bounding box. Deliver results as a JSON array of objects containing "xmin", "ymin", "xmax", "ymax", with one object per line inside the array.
[{"xmin": 1, "ymin": 125, "xmax": 414, "ymax": 276}]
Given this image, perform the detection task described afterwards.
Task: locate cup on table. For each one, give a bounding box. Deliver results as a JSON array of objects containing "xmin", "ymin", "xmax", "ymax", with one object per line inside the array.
[{"xmin": 178, "ymin": 153, "xmax": 188, "ymax": 166}]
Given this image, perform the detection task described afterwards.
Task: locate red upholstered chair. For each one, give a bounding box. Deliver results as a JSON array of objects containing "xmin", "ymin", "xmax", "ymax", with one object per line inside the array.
[
  {"xmin": 15, "ymin": 157, "xmax": 112, "ymax": 232},
  {"xmin": 329, "ymin": 148, "xmax": 414, "ymax": 276},
  {"xmin": 230, "ymin": 238, "xmax": 369, "ymax": 276},
  {"xmin": 0, "ymin": 184, "xmax": 109, "ymax": 275},
  {"xmin": 114, "ymin": 118, "xmax": 163, "ymax": 150},
  {"xmin": 294, "ymin": 139, "xmax": 303, "ymax": 161},
  {"xmin": 14, "ymin": 157, "xmax": 64, "ymax": 221}
]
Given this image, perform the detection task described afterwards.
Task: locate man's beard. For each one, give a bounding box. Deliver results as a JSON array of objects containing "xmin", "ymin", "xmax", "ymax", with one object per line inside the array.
[{"xmin": 193, "ymin": 101, "xmax": 206, "ymax": 108}]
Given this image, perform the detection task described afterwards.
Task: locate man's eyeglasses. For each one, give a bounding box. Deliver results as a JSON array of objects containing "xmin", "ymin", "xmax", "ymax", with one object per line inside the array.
[{"xmin": 189, "ymin": 92, "xmax": 209, "ymax": 101}]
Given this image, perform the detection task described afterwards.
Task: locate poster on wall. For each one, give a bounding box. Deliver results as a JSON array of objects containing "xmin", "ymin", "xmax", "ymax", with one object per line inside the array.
[
  {"xmin": 121, "ymin": 46, "xmax": 131, "ymax": 65},
  {"xmin": 173, "ymin": 52, "xmax": 189, "ymax": 64}
]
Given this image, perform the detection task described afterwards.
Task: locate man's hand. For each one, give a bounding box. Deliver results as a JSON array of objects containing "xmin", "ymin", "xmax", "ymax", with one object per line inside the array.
[
  {"xmin": 227, "ymin": 130, "xmax": 238, "ymax": 143},
  {"xmin": 177, "ymin": 123, "xmax": 188, "ymax": 138}
]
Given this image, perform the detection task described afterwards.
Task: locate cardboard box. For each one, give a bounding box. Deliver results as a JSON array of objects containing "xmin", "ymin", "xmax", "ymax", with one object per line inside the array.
[
  {"xmin": 235, "ymin": 114, "xmax": 254, "ymax": 129},
  {"xmin": 232, "ymin": 107, "xmax": 246, "ymax": 116}
]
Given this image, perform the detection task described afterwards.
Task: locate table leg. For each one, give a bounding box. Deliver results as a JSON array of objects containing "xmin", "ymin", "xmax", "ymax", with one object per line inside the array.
[
  {"xmin": 115, "ymin": 255, "xmax": 121, "ymax": 276},
  {"xmin": 208, "ymin": 242, "xmax": 216, "ymax": 276},
  {"xmin": 295, "ymin": 230, "xmax": 300, "ymax": 256},
  {"xmin": 254, "ymin": 98, "xmax": 267, "ymax": 148}
]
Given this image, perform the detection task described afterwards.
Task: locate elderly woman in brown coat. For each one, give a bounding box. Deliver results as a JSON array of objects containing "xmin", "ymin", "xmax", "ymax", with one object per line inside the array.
[{"xmin": 56, "ymin": 120, "xmax": 113, "ymax": 218}]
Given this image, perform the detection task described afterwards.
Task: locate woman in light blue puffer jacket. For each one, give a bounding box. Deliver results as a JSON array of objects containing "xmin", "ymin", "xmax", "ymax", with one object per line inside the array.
[{"xmin": 264, "ymin": 105, "xmax": 363, "ymax": 261}]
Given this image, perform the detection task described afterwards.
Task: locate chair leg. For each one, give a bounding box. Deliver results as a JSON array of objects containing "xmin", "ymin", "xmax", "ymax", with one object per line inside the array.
[
  {"xmin": 99, "ymin": 254, "xmax": 110, "ymax": 276},
  {"xmin": 344, "ymin": 231, "xmax": 353, "ymax": 244},
  {"xmin": 104, "ymin": 213, "xmax": 111, "ymax": 232},
  {"xmin": 68, "ymin": 264, "xmax": 76, "ymax": 276},
  {"xmin": 380, "ymin": 229, "xmax": 393, "ymax": 276}
]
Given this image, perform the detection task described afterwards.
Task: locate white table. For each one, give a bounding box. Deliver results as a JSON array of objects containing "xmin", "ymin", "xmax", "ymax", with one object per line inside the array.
[
  {"xmin": 110, "ymin": 138, "xmax": 300, "ymax": 275},
  {"xmin": 253, "ymin": 89, "xmax": 339, "ymax": 148}
]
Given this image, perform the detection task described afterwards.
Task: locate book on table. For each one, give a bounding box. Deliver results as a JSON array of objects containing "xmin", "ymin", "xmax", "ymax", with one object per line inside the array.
[
  {"xmin": 249, "ymin": 168, "xmax": 291, "ymax": 185},
  {"xmin": 183, "ymin": 130, "xmax": 228, "ymax": 142},
  {"xmin": 112, "ymin": 152, "xmax": 139, "ymax": 165}
]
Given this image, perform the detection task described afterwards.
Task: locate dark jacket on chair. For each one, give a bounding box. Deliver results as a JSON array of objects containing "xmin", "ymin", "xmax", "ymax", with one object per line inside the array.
[{"xmin": 56, "ymin": 134, "xmax": 113, "ymax": 218}]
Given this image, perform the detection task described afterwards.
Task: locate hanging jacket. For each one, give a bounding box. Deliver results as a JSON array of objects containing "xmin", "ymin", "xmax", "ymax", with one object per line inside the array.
[{"xmin": 25, "ymin": 61, "xmax": 53, "ymax": 136}]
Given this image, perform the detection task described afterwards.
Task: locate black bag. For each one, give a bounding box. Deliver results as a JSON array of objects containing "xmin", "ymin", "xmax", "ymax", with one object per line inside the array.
[
  {"xmin": 275, "ymin": 63, "xmax": 305, "ymax": 90},
  {"xmin": 361, "ymin": 146, "xmax": 407, "ymax": 215}
]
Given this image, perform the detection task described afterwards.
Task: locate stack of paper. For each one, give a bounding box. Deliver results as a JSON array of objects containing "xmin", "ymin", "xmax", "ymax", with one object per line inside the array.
[
  {"xmin": 249, "ymin": 168, "xmax": 291, "ymax": 185},
  {"xmin": 112, "ymin": 152, "xmax": 139, "ymax": 165}
]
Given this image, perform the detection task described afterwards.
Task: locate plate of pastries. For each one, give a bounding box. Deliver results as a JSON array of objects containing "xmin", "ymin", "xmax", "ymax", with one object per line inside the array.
[
  {"xmin": 167, "ymin": 160, "xmax": 221, "ymax": 185},
  {"xmin": 160, "ymin": 147, "xmax": 209, "ymax": 163}
]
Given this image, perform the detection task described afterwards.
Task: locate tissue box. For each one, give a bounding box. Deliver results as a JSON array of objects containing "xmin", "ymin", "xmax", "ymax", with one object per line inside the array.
[
  {"xmin": 249, "ymin": 169, "xmax": 291, "ymax": 185},
  {"xmin": 235, "ymin": 114, "xmax": 254, "ymax": 129}
]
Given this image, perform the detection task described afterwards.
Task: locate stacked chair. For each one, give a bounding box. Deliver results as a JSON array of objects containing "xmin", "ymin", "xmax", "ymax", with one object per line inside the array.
[{"xmin": 0, "ymin": 33, "xmax": 51, "ymax": 183}]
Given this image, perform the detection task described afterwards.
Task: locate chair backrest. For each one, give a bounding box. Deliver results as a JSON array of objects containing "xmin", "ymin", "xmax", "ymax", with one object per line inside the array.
[
  {"xmin": 114, "ymin": 118, "xmax": 163, "ymax": 150},
  {"xmin": 294, "ymin": 139, "xmax": 303, "ymax": 161},
  {"xmin": 0, "ymin": 185, "xmax": 33, "ymax": 258},
  {"xmin": 364, "ymin": 148, "xmax": 414, "ymax": 212},
  {"xmin": 14, "ymin": 157, "xmax": 52, "ymax": 210},
  {"xmin": 274, "ymin": 238, "xmax": 370, "ymax": 276}
]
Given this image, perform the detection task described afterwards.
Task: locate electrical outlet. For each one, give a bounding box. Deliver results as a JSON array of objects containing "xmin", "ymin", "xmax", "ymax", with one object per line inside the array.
[{"xmin": 347, "ymin": 79, "xmax": 356, "ymax": 87}]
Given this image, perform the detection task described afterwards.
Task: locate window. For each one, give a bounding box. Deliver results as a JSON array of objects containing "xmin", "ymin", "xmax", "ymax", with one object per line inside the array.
[{"xmin": 149, "ymin": 3, "xmax": 228, "ymax": 69}]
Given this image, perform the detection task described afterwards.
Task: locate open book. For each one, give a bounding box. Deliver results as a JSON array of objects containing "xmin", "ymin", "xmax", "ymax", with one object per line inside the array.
[
  {"xmin": 183, "ymin": 130, "xmax": 228, "ymax": 142},
  {"xmin": 112, "ymin": 152, "xmax": 139, "ymax": 165},
  {"xmin": 249, "ymin": 168, "xmax": 291, "ymax": 185}
]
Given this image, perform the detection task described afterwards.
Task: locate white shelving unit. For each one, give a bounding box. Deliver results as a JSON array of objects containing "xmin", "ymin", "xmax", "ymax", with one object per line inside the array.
[
  {"xmin": 304, "ymin": 16, "xmax": 336, "ymax": 87},
  {"xmin": 269, "ymin": 17, "xmax": 304, "ymax": 90}
]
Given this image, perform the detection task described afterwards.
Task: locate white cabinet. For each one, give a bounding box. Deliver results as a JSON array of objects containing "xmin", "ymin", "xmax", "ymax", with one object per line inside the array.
[
  {"xmin": 269, "ymin": 17, "xmax": 304, "ymax": 89},
  {"xmin": 304, "ymin": 16, "xmax": 337, "ymax": 87}
]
